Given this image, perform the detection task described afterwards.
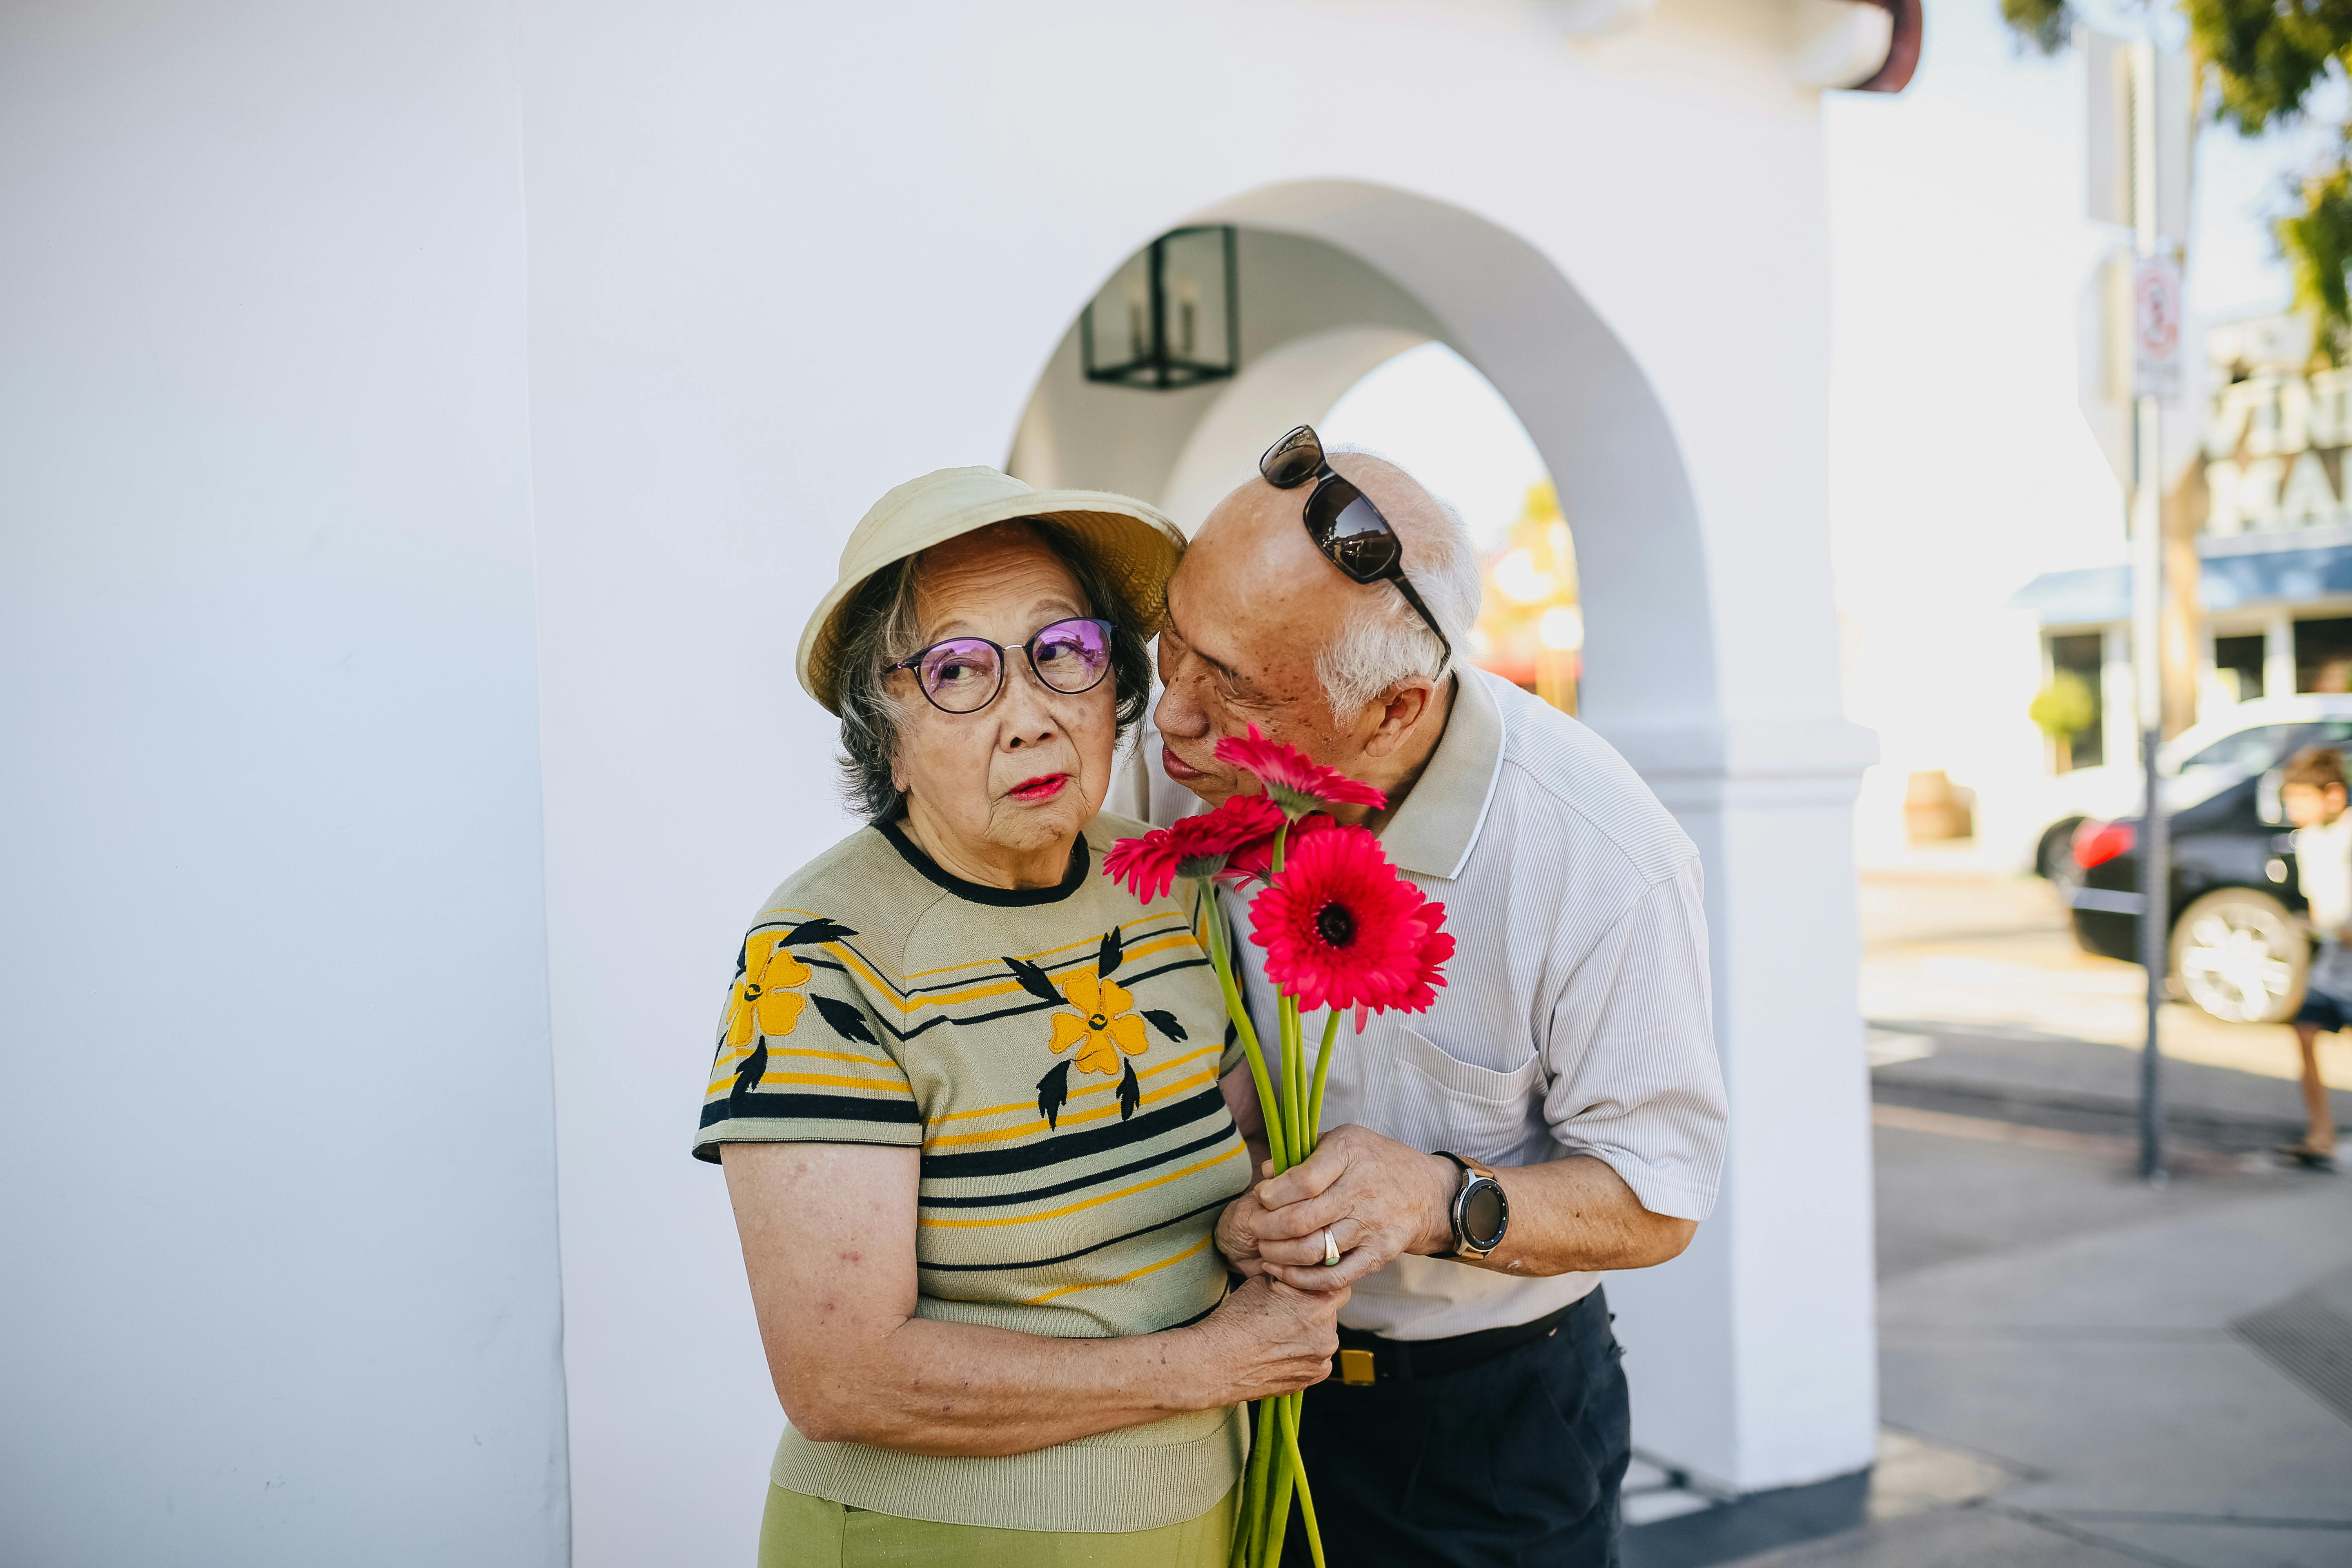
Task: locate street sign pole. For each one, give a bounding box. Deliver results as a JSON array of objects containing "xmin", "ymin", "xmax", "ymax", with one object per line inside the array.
[{"xmin": 2127, "ymin": 37, "xmax": 2173, "ymax": 1185}]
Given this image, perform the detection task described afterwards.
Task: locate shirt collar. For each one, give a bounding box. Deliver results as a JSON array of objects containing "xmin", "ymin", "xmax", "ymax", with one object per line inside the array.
[{"xmin": 1376, "ymin": 668, "xmax": 1507, "ymax": 881}]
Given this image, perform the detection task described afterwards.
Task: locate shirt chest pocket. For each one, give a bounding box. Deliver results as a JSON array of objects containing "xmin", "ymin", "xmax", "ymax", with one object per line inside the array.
[{"xmin": 1379, "ymin": 1024, "xmax": 1545, "ymax": 1167}]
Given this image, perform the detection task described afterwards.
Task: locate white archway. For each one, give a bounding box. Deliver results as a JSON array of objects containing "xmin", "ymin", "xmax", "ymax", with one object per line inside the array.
[
  {"xmin": 1011, "ymin": 182, "xmax": 1724, "ymax": 789},
  {"xmin": 1011, "ymin": 181, "xmax": 1877, "ymax": 1497}
]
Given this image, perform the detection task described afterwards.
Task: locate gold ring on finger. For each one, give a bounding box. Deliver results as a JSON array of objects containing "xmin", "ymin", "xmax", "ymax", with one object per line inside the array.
[{"xmin": 1321, "ymin": 1228, "xmax": 1341, "ymax": 1267}]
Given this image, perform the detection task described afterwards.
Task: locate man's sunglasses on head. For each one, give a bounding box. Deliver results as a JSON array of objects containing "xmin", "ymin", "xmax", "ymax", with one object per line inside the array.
[{"xmin": 1259, "ymin": 425, "xmax": 1453, "ymax": 666}]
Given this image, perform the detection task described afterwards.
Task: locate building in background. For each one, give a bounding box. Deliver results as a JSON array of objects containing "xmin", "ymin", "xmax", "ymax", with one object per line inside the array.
[
  {"xmin": 1826, "ymin": 7, "xmax": 2327, "ymax": 877},
  {"xmin": 2011, "ymin": 314, "xmax": 2352, "ymax": 843},
  {"xmin": 1470, "ymin": 481, "xmax": 1585, "ymax": 715}
]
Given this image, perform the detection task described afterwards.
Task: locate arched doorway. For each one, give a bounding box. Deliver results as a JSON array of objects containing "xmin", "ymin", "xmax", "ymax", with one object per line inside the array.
[
  {"xmin": 1002, "ymin": 183, "xmax": 1881, "ymax": 1499},
  {"xmin": 1007, "ymin": 183, "xmax": 1720, "ymax": 767}
]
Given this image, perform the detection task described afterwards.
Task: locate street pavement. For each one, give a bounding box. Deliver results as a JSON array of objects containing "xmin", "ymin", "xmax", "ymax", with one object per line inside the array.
[{"xmin": 1637, "ymin": 871, "xmax": 2352, "ymax": 1568}]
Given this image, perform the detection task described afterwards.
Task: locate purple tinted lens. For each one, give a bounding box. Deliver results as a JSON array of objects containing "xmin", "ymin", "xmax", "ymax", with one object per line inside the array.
[
  {"xmin": 917, "ymin": 639, "xmax": 1003, "ymax": 710},
  {"xmin": 1029, "ymin": 618, "xmax": 1111, "ymax": 693}
]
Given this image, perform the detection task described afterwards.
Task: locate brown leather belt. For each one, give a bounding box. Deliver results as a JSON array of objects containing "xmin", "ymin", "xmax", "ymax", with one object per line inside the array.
[{"xmin": 1332, "ymin": 1296, "xmax": 1584, "ymax": 1386}]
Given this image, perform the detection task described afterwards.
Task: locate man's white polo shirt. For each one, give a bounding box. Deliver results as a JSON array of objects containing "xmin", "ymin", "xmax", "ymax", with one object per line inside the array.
[{"xmin": 1154, "ymin": 668, "xmax": 1729, "ymax": 1341}]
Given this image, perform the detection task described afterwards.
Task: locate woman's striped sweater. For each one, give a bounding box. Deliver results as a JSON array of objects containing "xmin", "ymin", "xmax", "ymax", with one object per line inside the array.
[{"xmin": 694, "ymin": 812, "xmax": 1250, "ymax": 1532}]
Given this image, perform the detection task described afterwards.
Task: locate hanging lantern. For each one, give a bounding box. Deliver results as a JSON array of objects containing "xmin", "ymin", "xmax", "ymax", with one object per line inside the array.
[{"xmin": 1080, "ymin": 226, "xmax": 1239, "ymax": 390}]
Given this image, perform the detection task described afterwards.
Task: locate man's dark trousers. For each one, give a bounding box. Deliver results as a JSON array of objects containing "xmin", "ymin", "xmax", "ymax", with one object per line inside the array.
[{"xmin": 1278, "ymin": 1286, "xmax": 1629, "ymax": 1568}]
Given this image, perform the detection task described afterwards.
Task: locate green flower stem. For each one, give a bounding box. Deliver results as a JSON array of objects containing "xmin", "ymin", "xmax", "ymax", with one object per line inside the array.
[
  {"xmin": 1199, "ymin": 887, "xmax": 1287, "ymax": 1172},
  {"xmin": 1266, "ymin": 823, "xmax": 1305, "ymax": 1172},
  {"xmin": 1306, "ymin": 1008, "xmax": 1341, "ymax": 1145},
  {"xmin": 1280, "ymin": 995, "xmax": 1304, "ymax": 1169},
  {"xmin": 1240, "ymin": 1396, "xmax": 1278, "ymax": 1564},
  {"xmin": 1203, "ymin": 824, "xmax": 1328, "ymax": 1568},
  {"xmin": 1261, "ymin": 1404, "xmax": 1300, "ymax": 1568},
  {"xmin": 1280, "ymin": 1392, "xmax": 1325, "ymax": 1568}
]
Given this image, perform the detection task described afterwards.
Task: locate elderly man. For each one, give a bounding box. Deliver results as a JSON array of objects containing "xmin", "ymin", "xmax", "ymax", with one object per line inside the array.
[{"xmin": 1152, "ymin": 428, "xmax": 1728, "ymax": 1567}]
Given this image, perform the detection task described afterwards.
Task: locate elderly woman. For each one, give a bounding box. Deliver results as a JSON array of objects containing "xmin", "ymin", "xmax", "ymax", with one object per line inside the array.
[{"xmin": 694, "ymin": 467, "xmax": 1342, "ymax": 1566}]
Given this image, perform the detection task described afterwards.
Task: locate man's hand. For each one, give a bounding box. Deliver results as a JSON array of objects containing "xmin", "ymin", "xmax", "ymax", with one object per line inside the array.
[
  {"xmin": 1227, "ymin": 1126, "xmax": 1705, "ymax": 1286},
  {"xmin": 1223, "ymin": 1125, "xmax": 1458, "ymax": 1291}
]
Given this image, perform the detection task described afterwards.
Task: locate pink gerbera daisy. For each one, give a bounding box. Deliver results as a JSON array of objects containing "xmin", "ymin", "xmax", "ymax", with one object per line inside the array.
[
  {"xmin": 1104, "ymin": 793, "xmax": 1286, "ymax": 902},
  {"xmin": 1247, "ymin": 824, "xmax": 1452, "ymax": 1016},
  {"xmin": 1212, "ymin": 724, "xmax": 1388, "ymax": 818},
  {"xmin": 1218, "ymin": 811, "xmax": 1336, "ymax": 891}
]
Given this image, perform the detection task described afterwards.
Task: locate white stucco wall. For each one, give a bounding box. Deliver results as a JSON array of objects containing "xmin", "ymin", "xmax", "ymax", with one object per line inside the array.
[
  {"xmin": 4, "ymin": 2, "xmax": 1880, "ymax": 1562},
  {"xmin": 522, "ymin": 3, "xmax": 1875, "ymax": 1559},
  {"xmin": 0, "ymin": 2, "xmax": 568, "ymax": 1564}
]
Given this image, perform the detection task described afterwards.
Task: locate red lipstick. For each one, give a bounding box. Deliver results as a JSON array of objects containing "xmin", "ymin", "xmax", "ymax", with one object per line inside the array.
[
  {"xmin": 1161, "ymin": 745, "xmax": 1206, "ymax": 782},
  {"xmin": 1008, "ymin": 773, "xmax": 1068, "ymax": 802}
]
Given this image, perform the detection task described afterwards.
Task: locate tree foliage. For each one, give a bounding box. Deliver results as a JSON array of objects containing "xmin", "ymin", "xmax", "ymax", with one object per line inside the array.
[
  {"xmin": 2002, "ymin": 0, "xmax": 2076, "ymax": 56},
  {"xmin": 2029, "ymin": 671, "xmax": 2098, "ymax": 741},
  {"xmin": 2183, "ymin": 0, "xmax": 2349, "ymax": 135},
  {"xmin": 2282, "ymin": 163, "xmax": 2352, "ymax": 353},
  {"xmin": 2001, "ymin": 1, "xmax": 2352, "ymax": 355}
]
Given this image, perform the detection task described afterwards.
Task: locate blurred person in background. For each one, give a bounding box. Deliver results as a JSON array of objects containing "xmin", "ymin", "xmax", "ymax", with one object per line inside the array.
[
  {"xmin": 1156, "ymin": 429, "xmax": 1729, "ymax": 1568},
  {"xmin": 699, "ymin": 469, "xmax": 1346, "ymax": 1567},
  {"xmin": 2282, "ymin": 746, "xmax": 2350, "ymax": 1171}
]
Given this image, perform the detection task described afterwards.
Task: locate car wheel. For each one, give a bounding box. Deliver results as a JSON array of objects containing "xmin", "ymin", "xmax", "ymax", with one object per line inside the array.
[
  {"xmin": 2038, "ymin": 818, "xmax": 2084, "ymax": 886},
  {"xmin": 2170, "ymin": 888, "xmax": 2309, "ymax": 1025}
]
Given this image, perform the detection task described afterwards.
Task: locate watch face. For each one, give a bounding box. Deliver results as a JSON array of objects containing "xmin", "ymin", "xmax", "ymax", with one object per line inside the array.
[{"xmin": 1462, "ymin": 1182, "xmax": 1506, "ymax": 1249}]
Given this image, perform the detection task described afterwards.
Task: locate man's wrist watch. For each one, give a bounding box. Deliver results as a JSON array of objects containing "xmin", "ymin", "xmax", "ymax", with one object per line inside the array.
[{"xmin": 1434, "ymin": 1151, "xmax": 1510, "ymax": 1260}]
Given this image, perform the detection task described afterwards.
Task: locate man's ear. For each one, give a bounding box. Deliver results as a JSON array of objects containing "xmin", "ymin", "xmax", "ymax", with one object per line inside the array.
[{"xmin": 1359, "ymin": 677, "xmax": 1437, "ymax": 759}]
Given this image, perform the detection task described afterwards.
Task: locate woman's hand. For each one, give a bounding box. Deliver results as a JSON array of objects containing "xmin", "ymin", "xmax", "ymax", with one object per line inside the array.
[{"xmin": 1186, "ymin": 1274, "xmax": 1348, "ymax": 1404}]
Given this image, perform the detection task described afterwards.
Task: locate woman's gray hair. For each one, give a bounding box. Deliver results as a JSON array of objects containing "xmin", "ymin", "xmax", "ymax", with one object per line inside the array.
[
  {"xmin": 1315, "ymin": 492, "xmax": 1483, "ymax": 720},
  {"xmin": 832, "ymin": 518, "xmax": 1153, "ymax": 821}
]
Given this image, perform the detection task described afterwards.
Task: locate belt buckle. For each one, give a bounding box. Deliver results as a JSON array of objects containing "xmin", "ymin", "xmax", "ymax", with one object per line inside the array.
[{"xmin": 1338, "ymin": 1347, "xmax": 1377, "ymax": 1386}]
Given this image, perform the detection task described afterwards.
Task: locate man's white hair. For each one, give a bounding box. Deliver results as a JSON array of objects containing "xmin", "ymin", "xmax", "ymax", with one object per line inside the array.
[{"xmin": 1314, "ymin": 457, "xmax": 1483, "ymax": 719}]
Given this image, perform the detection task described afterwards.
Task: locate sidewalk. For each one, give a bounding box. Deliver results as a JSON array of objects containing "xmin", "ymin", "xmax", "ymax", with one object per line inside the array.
[
  {"xmin": 1627, "ymin": 871, "xmax": 2352, "ymax": 1568},
  {"xmin": 1751, "ymin": 1143, "xmax": 2352, "ymax": 1566}
]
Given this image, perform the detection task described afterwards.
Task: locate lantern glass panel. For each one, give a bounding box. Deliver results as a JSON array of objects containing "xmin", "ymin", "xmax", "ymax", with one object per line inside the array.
[
  {"xmin": 1080, "ymin": 226, "xmax": 1238, "ymax": 389},
  {"xmin": 1158, "ymin": 227, "xmax": 1231, "ymax": 367}
]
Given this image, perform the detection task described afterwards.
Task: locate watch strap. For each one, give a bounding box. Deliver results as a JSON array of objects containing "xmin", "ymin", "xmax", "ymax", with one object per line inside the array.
[
  {"xmin": 1430, "ymin": 1152, "xmax": 1505, "ymax": 1260},
  {"xmin": 1432, "ymin": 1150, "xmax": 1500, "ymax": 1259}
]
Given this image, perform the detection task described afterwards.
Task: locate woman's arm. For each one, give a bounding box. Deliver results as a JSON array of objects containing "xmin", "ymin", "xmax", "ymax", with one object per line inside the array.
[{"xmin": 723, "ymin": 1140, "xmax": 1343, "ymax": 1458}]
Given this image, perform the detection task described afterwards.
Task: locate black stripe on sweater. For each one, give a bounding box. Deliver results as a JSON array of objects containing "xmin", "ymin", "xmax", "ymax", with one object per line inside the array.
[
  {"xmin": 915, "ymin": 1196, "xmax": 1233, "ymax": 1274},
  {"xmin": 919, "ymin": 1088, "xmax": 1229, "ymax": 1180},
  {"xmin": 917, "ymin": 1125, "xmax": 1240, "ymax": 1209}
]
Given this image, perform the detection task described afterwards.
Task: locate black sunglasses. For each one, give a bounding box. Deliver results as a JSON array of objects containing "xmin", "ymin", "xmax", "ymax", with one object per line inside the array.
[
  {"xmin": 1259, "ymin": 425, "xmax": 1454, "ymax": 666},
  {"xmin": 888, "ymin": 616, "xmax": 1115, "ymax": 715}
]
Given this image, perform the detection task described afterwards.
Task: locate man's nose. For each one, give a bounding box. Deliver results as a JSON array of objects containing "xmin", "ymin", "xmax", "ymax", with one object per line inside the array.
[{"xmin": 1154, "ymin": 675, "xmax": 1207, "ymax": 740}]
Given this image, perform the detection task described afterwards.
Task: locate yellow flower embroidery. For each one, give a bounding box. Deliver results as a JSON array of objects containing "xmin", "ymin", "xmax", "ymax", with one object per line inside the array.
[
  {"xmin": 724, "ymin": 931, "xmax": 812, "ymax": 1050},
  {"xmin": 1047, "ymin": 970, "xmax": 1149, "ymax": 1076}
]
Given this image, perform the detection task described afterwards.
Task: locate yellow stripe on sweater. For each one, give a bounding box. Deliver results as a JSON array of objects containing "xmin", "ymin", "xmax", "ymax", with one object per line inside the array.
[
  {"xmin": 1021, "ymin": 1235, "xmax": 1218, "ymax": 1305},
  {"xmin": 922, "ymin": 1067, "xmax": 1218, "ymax": 1149},
  {"xmin": 827, "ymin": 932, "xmax": 1203, "ymax": 1016},
  {"xmin": 920, "ymin": 1146, "xmax": 1244, "ymax": 1230},
  {"xmin": 928, "ymin": 1044, "xmax": 1219, "ymax": 1125},
  {"xmin": 745, "ymin": 907, "xmax": 1195, "ymax": 988}
]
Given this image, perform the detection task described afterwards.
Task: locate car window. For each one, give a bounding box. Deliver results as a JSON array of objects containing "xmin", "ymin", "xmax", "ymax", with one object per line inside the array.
[
  {"xmin": 2177, "ymin": 725, "xmax": 2305, "ymax": 775},
  {"xmin": 2304, "ymin": 720, "xmax": 2352, "ymax": 748}
]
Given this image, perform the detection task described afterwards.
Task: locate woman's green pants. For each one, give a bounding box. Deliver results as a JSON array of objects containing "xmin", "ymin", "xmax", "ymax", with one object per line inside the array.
[{"xmin": 757, "ymin": 1484, "xmax": 1238, "ymax": 1567}]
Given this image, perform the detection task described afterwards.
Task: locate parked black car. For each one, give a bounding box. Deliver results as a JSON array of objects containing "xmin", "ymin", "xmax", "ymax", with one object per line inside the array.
[{"xmin": 2069, "ymin": 757, "xmax": 2312, "ymax": 1023}]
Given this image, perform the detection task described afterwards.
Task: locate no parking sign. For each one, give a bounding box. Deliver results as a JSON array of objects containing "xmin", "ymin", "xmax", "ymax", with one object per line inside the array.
[{"xmin": 2133, "ymin": 253, "xmax": 2183, "ymax": 400}]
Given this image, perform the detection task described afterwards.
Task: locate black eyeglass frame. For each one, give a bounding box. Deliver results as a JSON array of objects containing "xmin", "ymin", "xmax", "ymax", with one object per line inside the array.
[
  {"xmin": 886, "ymin": 616, "xmax": 1117, "ymax": 715},
  {"xmin": 1258, "ymin": 425, "xmax": 1454, "ymax": 667}
]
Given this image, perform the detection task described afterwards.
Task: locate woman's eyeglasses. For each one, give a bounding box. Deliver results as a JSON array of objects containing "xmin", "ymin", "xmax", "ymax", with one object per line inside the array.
[
  {"xmin": 1259, "ymin": 424, "xmax": 1453, "ymax": 666},
  {"xmin": 889, "ymin": 616, "xmax": 1114, "ymax": 715}
]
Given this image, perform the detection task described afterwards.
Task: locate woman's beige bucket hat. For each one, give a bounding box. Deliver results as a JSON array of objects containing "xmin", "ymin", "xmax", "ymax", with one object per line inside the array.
[{"xmin": 797, "ymin": 466, "xmax": 1187, "ymax": 715}]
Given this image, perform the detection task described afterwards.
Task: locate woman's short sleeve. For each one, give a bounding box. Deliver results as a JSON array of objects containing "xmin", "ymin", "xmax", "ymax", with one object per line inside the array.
[{"xmin": 692, "ymin": 915, "xmax": 920, "ymax": 1163}]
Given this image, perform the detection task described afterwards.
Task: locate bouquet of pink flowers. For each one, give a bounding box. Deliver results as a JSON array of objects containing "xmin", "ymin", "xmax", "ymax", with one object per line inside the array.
[{"xmin": 1108, "ymin": 727, "xmax": 1454, "ymax": 1568}]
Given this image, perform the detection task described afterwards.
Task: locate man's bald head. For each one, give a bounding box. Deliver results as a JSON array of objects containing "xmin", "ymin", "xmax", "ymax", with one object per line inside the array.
[{"xmin": 1153, "ymin": 448, "xmax": 1481, "ymax": 810}]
